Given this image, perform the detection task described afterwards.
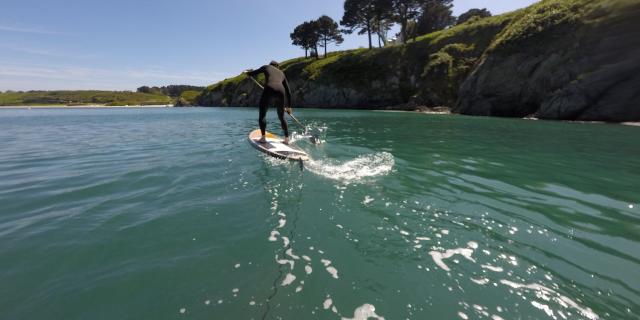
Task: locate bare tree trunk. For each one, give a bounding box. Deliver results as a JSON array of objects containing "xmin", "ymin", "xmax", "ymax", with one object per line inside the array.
[
  {"xmin": 376, "ymin": 15, "xmax": 382, "ymax": 48},
  {"xmin": 366, "ymin": 22, "xmax": 372, "ymax": 49},
  {"xmin": 324, "ymin": 38, "xmax": 328, "ymax": 58}
]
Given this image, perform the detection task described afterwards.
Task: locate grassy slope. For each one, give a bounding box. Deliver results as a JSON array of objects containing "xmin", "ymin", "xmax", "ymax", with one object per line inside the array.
[
  {"xmin": 0, "ymin": 91, "xmax": 173, "ymax": 106},
  {"xmin": 198, "ymin": 7, "xmax": 518, "ymax": 106},
  {"xmin": 199, "ymin": 0, "xmax": 633, "ymax": 109}
]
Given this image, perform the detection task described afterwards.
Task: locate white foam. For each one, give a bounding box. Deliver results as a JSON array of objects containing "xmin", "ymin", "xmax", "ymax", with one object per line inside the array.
[
  {"xmin": 278, "ymin": 218, "xmax": 286, "ymax": 228},
  {"xmin": 268, "ymin": 230, "xmax": 280, "ymax": 241},
  {"xmin": 471, "ymin": 277, "xmax": 490, "ymax": 285},
  {"xmin": 323, "ymin": 298, "xmax": 333, "ymax": 310},
  {"xmin": 321, "ymin": 259, "xmax": 332, "ymax": 267},
  {"xmin": 458, "ymin": 312, "xmax": 469, "ymax": 319},
  {"xmin": 342, "ymin": 304, "xmax": 385, "ymax": 320},
  {"xmin": 282, "ymin": 236, "xmax": 290, "ymax": 247},
  {"xmin": 416, "ymin": 236, "xmax": 431, "ymax": 241},
  {"xmin": 249, "ymin": 301, "xmax": 256, "ymax": 306},
  {"xmin": 179, "ymin": 308, "xmax": 186, "ymax": 314},
  {"xmin": 363, "ymin": 196, "xmax": 374, "ymax": 205},
  {"xmin": 306, "ymin": 152, "xmax": 395, "ymax": 183},
  {"xmin": 281, "ymin": 273, "xmax": 296, "ymax": 286},
  {"xmin": 305, "ymin": 265, "xmax": 313, "ymax": 274},
  {"xmin": 205, "ymin": 300, "xmax": 210, "ymax": 305},
  {"xmin": 234, "ymin": 263, "xmax": 241, "ymax": 269},
  {"xmin": 429, "ymin": 242, "xmax": 477, "ymax": 272},
  {"xmin": 531, "ymin": 301, "xmax": 555, "ymax": 318},
  {"xmin": 481, "ymin": 264, "xmax": 504, "ymax": 272},
  {"xmin": 302, "ymin": 255, "xmax": 311, "ymax": 262},
  {"xmin": 326, "ymin": 266, "xmax": 339, "ymax": 279},
  {"xmin": 276, "ymin": 255, "xmax": 295, "ymax": 270},
  {"xmin": 286, "ymin": 248, "xmax": 300, "ymax": 260},
  {"xmin": 500, "ymin": 280, "xmax": 599, "ymax": 320}
]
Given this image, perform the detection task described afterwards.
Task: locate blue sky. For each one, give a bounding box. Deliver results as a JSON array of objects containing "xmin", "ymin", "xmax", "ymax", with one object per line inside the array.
[{"xmin": 0, "ymin": 0, "xmax": 538, "ymax": 91}]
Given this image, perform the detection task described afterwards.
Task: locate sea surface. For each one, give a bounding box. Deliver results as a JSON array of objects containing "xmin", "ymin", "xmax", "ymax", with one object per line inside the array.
[{"xmin": 0, "ymin": 107, "xmax": 638, "ymax": 320}]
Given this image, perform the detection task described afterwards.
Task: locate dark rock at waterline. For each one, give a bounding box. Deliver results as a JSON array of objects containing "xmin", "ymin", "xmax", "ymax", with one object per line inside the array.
[
  {"xmin": 174, "ymin": 97, "xmax": 192, "ymax": 107},
  {"xmin": 199, "ymin": 0, "xmax": 640, "ymax": 122},
  {"xmin": 454, "ymin": 1, "xmax": 640, "ymax": 122}
]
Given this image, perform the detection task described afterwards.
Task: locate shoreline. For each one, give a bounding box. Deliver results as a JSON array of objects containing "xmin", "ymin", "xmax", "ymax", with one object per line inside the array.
[
  {"xmin": 375, "ymin": 108, "xmax": 640, "ymax": 127},
  {"xmin": 2, "ymin": 105, "xmax": 638, "ymax": 127},
  {"xmin": 0, "ymin": 105, "xmax": 174, "ymax": 109}
]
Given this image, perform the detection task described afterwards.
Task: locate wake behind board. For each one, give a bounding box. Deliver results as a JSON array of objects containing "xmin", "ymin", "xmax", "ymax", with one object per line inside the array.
[{"xmin": 248, "ymin": 129, "xmax": 309, "ymax": 161}]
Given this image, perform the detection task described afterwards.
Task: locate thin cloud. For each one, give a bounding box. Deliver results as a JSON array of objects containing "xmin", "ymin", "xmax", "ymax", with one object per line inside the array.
[
  {"xmin": 0, "ymin": 44, "xmax": 99, "ymax": 59},
  {"xmin": 0, "ymin": 63, "xmax": 228, "ymax": 90},
  {"xmin": 0, "ymin": 25, "xmax": 66, "ymax": 35},
  {"xmin": 0, "ymin": 45, "xmax": 58, "ymax": 57}
]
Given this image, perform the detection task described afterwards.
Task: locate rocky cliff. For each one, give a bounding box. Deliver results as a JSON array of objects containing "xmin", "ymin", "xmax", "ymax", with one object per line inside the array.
[{"xmin": 198, "ymin": 0, "xmax": 640, "ymax": 122}]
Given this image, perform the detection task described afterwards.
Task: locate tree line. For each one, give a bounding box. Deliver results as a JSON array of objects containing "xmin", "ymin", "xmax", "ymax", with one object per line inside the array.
[
  {"xmin": 137, "ymin": 85, "xmax": 204, "ymax": 97},
  {"xmin": 291, "ymin": 0, "xmax": 491, "ymax": 58}
]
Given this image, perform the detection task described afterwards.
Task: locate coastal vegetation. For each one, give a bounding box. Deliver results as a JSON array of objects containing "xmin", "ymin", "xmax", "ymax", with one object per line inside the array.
[
  {"xmin": 199, "ymin": 0, "xmax": 640, "ymax": 122},
  {"xmin": 0, "ymin": 90, "xmax": 172, "ymax": 106},
  {"xmin": 456, "ymin": 8, "xmax": 492, "ymax": 25},
  {"xmin": 136, "ymin": 85, "xmax": 204, "ymax": 98},
  {"xmin": 0, "ymin": 85, "xmax": 205, "ymax": 107},
  {"xmin": 291, "ymin": 16, "xmax": 344, "ymax": 58}
]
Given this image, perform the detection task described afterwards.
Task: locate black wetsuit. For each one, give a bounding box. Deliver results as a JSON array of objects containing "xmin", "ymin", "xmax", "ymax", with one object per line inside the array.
[{"xmin": 247, "ymin": 65, "xmax": 292, "ymax": 137}]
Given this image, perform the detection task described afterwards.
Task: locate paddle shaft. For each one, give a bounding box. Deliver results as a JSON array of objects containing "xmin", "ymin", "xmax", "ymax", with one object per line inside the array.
[{"xmin": 247, "ymin": 75, "xmax": 306, "ymax": 131}]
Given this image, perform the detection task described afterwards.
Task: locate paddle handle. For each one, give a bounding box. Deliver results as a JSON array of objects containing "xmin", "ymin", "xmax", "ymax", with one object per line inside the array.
[
  {"xmin": 247, "ymin": 75, "xmax": 264, "ymax": 90},
  {"xmin": 287, "ymin": 113, "xmax": 306, "ymax": 130}
]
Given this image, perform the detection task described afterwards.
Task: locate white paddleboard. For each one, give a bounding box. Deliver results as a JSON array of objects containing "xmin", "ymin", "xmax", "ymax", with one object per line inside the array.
[{"xmin": 248, "ymin": 129, "xmax": 309, "ymax": 161}]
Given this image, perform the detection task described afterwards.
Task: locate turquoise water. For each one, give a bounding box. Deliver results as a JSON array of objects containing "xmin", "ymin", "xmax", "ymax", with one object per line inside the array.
[{"xmin": 0, "ymin": 107, "xmax": 638, "ymax": 320}]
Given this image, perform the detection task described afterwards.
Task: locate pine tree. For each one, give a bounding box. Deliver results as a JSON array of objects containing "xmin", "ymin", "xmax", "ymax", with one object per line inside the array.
[
  {"xmin": 316, "ymin": 15, "xmax": 344, "ymax": 57},
  {"xmin": 391, "ymin": 0, "xmax": 421, "ymax": 43},
  {"xmin": 416, "ymin": 0, "xmax": 455, "ymax": 37},
  {"xmin": 456, "ymin": 8, "xmax": 492, "ymax": 25},
  {"xmin": 290, "ymin": 21, "xmax": 320, "ymax": 58},
  {"xmin": 341, "ymin": 0, "xmax": 378, "ymax": 49}
]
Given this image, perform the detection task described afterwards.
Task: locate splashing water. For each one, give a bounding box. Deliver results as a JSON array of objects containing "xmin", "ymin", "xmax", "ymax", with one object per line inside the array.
[
  {"xmin": 290, "ymin": 122, "xmax": 328, "ymax": 144},
  {"xmin": 306, "ymin": 152, "xmax": 395, "ymax": 183}
]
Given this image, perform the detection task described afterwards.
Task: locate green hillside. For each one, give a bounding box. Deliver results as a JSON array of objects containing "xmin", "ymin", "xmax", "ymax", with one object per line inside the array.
[
  {"xmin": 0, "ymin": 90, "xmax": 173, "ymax": 106},
  {"xmin": 198, "ymin": 0, "xmax": 640, "ymax": 122}
]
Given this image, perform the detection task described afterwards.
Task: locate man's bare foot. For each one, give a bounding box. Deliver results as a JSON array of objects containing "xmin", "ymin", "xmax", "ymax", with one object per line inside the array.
[
  {"xmin": 258, "ymin": 136, "xmax": 267, "ymax": 143},
  {"xmin": 283, "ymin": 136, "xmax": 290, "ymax": 145}
]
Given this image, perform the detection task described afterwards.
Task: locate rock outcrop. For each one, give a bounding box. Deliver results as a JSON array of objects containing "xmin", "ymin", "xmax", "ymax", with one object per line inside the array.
[
  {"xmin": 198, "ymin": 0, "xmax": 640, "ymax": 122},
  {"xmin": 455, "ymin": 0, "xmax": 640, "ymax": 122}
]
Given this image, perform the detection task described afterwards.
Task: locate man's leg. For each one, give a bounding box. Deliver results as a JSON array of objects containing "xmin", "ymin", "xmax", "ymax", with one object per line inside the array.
[
  {"xmin": 276, "ymin": 96, "xmax": 289, "ymax": 142},
  {"xmin": 258, "ymin": 92, "xmax": 269, "ymax": 140}
]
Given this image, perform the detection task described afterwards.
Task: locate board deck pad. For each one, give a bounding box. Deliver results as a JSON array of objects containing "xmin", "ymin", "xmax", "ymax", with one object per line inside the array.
[{"xmin": 248, "ymin": 129, "xmax": 309, "ymax": 161}]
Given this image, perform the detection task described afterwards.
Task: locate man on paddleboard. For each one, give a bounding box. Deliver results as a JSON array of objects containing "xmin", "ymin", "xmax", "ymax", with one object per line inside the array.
[{"xmin": 245, "ymin": 61, "xmax": 293, "ymax": 144}]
